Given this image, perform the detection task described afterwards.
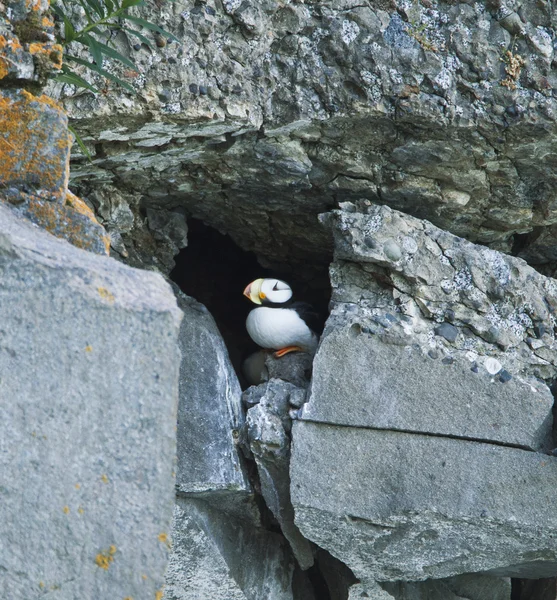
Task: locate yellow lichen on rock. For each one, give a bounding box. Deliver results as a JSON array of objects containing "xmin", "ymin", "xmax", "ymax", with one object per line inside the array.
[
  {"xmin": 95, "ymin": 545, "xmax": 117, "ymax": 570},
  {"xmin": 0, "ymin": 89, "xmax": 70, "ymax": 197},
  {"xmin": 0, "ymin": 57, "xmax": 8, "ymax": 79}
]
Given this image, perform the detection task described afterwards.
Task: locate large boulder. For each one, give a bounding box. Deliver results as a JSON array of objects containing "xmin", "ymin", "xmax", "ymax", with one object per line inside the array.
[
  {"xmin": 291, "ymin": 204, "xmax": 557, "ymax": 583},
  {"xmin": 0, "ymin": 204, "xmax": 181, "ymax": 598},
  {"xmin": 303, "ymin": 204, "xmax": 557, "ymax": 452},
  {"xmin": 292, "ymin": 423, "xmax": 557, "ymax": 582}
]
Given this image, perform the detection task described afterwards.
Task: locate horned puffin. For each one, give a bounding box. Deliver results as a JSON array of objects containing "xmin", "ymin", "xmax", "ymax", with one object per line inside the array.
[{"xmin": 243, "ymin": 278, "xmax": 319, "ymax": 357}]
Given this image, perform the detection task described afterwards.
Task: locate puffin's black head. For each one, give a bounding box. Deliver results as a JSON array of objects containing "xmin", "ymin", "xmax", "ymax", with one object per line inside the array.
[{"xmin": 243, "ymin": 278, "xmax": 293, "ymax": 306}]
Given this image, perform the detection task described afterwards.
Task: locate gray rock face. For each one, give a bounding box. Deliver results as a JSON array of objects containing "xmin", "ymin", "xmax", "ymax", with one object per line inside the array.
[
  {"xmin": 60, "ymin": 1, "xmax": 557, "ymax": 273},
  {"xmin": 174, "ymin": 289, "xmax": 249, "ymax": 502},
  {"xmin": 168, "ymin": 296, "xmax": 314, "ymax": 598},
  {"xmin": 164, "ymin": 498, "xmax": 298, "ymax": 600},
  {"xmin": 0, "ymin": 204, "xmax": 181, "ymax": 599},
  {"xmin": 292, "ymin": 422, "xmax": 557, "ymax": 582},
  {"xmin": 304, "ymin": 204, "xmax": 557, "ymax": 450},
  {"xmin": 289, "ymin": 204, "xmax": 557, "ymax": 584},
  {"xmin": 381, "ymin": 573, "xmax": 511, "ymax": 600},
  {"xmin": 245, "ymin": 379, "xmax": 314, "ymax": 570},
  {"xmin": 304, "ymin": 317, "xmax": 553, "ymax": 451}
]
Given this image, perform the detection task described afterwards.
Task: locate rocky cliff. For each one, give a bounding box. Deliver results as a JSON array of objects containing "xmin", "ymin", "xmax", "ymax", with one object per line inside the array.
[{"xmin": 3, "ymin": 0, "xmax": 557, "ymax": 599}]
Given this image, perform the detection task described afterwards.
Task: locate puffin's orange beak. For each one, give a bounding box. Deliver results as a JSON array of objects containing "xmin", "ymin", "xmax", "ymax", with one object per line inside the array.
[{"xmin": 243, "ymin": 279, "xmax": 264, "ymax": 305}]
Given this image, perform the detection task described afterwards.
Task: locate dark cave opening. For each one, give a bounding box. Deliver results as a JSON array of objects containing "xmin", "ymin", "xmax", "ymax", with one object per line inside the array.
[{"xmin": 169, "ymin": 218, "xmax": 331, "ymax": 386}]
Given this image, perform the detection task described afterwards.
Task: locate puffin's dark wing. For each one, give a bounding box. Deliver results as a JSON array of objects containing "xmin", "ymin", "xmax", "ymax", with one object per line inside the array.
[{"xmin": 290, "ymin": 301, "xmax": 321, "ymax": 334}]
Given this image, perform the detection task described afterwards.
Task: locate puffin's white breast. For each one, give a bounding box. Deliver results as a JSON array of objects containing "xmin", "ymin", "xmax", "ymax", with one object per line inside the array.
[{"xmin": 246, "ymin": 307, "xmax": 318, "ymax": 352}]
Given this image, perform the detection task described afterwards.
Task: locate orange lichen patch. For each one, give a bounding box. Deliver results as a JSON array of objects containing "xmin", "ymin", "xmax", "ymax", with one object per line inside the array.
[
  {"xmin": 78, "ymin": 506, "xmax": 84, "ymax": 515},
  {"xmin": 62, "ymin": 505, "xmax": 70, "ymax": 514},
  {"xmin": 0, "ymin": 89, "xmax": 69, "ymax": 198},
  {"xmin": 42, "ymin": 16, "xmax": 54, "ymax": 28},
  {"xmin": 155, "ymin": 590, "xmax": 164, "ymax": 600},
  {"xmin": 0, "ymin": 57, "xmax": 8, "ymax": 80},
  {"xmin": 75, "ymin": 483, "xmax": 81, "ymax": 489},
  {"xmin": 27, "ymin": 41, "xmax": 63, "ymax": 69},
  {"xmin": 85, "ymin": 345, "xmax": 93, "ymax": 352},
  {"xmin": 65, "ymin": 192, "xmax": 110, "ymax": 254},
  {"xmin": 95, "ymin": 546, "xmax": 117, "ymax": 570},
  {"xmin": 21, "ymin": 89, "xmax": 63, "ymax": 111},
  {"xmin": 101, "ymin": 474, "xmax": 109, "ymax": 484},
  {"xmin": 157, "ymin": 533, "xmax": 168, "ymax": 544},
  {"xmin": 10, "ymin": 193, "xmax": 110, "ymax": 256},
  {"xmin": 124, "ymin": 597, "xmax": 134, "ymax": 600},
  {"xmin": 26, "ymin": 0, "xmax": 44, "ymax": 11},
  {"xmin": 98, "ymin": 287, "xmax": 115, "ymax": 303},
  {"xmin": 65, "ymin": 190, "xmax": 95, "ymax": 219}
]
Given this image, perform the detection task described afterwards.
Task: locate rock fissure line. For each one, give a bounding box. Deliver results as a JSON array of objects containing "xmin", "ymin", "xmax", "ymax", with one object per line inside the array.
[{"xmin": 297, "ymin": 418, "xmax": 541, "ymax": 453}]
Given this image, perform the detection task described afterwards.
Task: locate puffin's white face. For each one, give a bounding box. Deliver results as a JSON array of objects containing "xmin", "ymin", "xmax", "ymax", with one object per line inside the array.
[{"xmin": 243, "ymin": 278, "xmax": 293, "ymax": 305}]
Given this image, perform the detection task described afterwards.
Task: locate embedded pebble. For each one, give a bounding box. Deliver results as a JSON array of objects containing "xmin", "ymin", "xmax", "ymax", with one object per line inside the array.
[
  {"xmin": 402, "ymin": 236, "xmax": 418, "ymax": 254},
  {"xmin": 372, "ymin": 315, "xmax": 391, "ymax": 328},
  {"xmin": 471, "ymin": 363, "xmax": 479, "ymax": 373},
  {"xmin": 428, "ymin": 349, "xmax": 439, "ymax": 359},
  {"xmin": 534, "ymin": 324, "xmax": 546, "ymax": 338},
  {"xmin": 442, "ymin": 356, "xmax": 454, "ymax": 365},
  {"xmin": 289, "ymin": 408, "xmax": 301, "ymax": 420},
  {"xmin": 383, "ymin": 239, "xmax": 402, "ymax": 261},
  {"xmin": 434, "ymin": 322, "xmax": 459, "ymax": 343},
  {"xmin": 484, "ymin": 357, "xmax": 502, "ymax": 375},
  {"xmin": 498, "ymin": 370, "xmax": 512, "ymax": 383}
]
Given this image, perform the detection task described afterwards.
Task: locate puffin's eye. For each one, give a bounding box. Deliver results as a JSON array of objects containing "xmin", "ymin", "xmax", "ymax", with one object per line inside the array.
[{"xmin": 273, "ymin": 282, "xmax": 279, "ymax": 291}]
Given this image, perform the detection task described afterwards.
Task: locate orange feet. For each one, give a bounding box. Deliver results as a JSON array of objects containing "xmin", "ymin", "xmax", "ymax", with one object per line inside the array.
[{"xmin": 273, "ymin": 346, "xmax": 303, "ymax": 358}]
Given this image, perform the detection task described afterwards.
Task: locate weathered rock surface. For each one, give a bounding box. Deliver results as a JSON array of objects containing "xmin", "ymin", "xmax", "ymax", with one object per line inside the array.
[
  {"xmin": 304, "ymin": 325, "xmax": 552, "ymax": 450},
  {"xmin": 167, "ymin": 297, "xmax": 315, "ymax": 598},
  {"xmin": 302, "ymin": 204, "xmax": 557, "ymax": 452},
  {"xmin": 0, "ymin": 203, "xmax": 181, "ymax": 598},
  {"xmin": 292, "ymin": 422, "xmax": 557, "ymax": 582},
  {"xmin": 57, "ymin": 1, "xmax": 557, "ymax": 274},
  {"xmin": 245, "ymin": 378, "xmax": 314, "ymax": 570},
  {"xmin": 0, "ymin": 1, "xmax": 110, "ymax": 256},
  {"xmin": 289, "ymin": 204, "xmax": 557, "ymax": 585},
  {"xmin": 174, "ymin": 288, "xmax": 249, "ymax": 503},
  {"xmin": 164, "ymin": 497, "xmax": 301, "ymax": 600},
  {"xmin": 0, "ymin": 0, "xmax": 62, "ymax": 84}
]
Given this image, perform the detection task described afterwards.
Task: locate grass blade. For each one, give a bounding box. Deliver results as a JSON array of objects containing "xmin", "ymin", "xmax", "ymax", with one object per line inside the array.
[
  {"xmin": 120, "ymin": 14, "xmax": 179, "ymax": 41},
  {"xmin": 66, "ymin": 55, "xmax": 136, "ymax": 92},
  {"xmin": 68, "ymin": 124, "xmax": 93, "ymax": 162}
]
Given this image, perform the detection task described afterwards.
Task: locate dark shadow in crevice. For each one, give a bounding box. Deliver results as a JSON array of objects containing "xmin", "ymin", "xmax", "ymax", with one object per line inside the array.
[
  {"xmin": 512, "ymin": 577, "xmax": 557, "ymax": 600},
  {"xmin": 170, "ymin": 218, "xmax": 331, "ymax": 386}
]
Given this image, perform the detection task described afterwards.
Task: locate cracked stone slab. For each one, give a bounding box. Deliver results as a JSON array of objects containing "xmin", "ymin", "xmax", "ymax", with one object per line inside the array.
[
  {"xmin": 307, "ymin": 203, "xmax": 557, "ymax": 451},
  {"xmin": 0, "ymin": 204, "xmax": 181, "ymax": 599},
  {"xmin": 291, "ymin": 421, "xmax": 557, "ymax": 582},
  {"xmin": 301, "ymin": 323, "xmax": 553, "ymax": 451}
]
